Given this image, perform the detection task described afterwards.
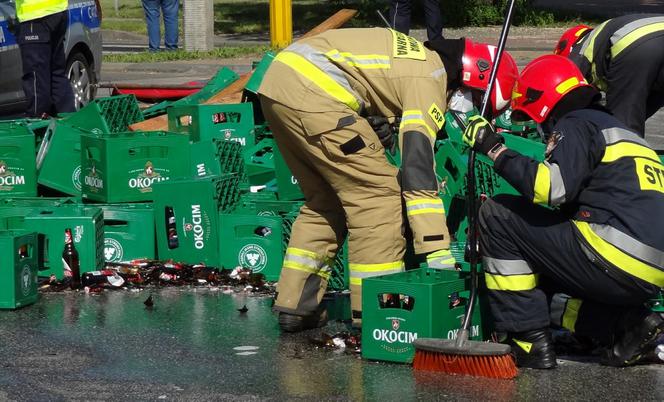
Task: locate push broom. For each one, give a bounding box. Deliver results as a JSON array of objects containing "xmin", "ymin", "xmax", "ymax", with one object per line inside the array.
[{"xmin": 412, "ymin": 0, "xmax": 519, "ymax": 379}]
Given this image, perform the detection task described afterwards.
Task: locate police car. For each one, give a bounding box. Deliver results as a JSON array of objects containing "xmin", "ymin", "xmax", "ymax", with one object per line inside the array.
[{"xmin": 0, "ymin": 0, "xmax": 102, "ymax": 115}]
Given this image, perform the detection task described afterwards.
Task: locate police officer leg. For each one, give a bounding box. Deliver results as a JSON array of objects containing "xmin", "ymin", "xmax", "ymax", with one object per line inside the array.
[
  {"xmin": 422, "ymin": 0, "xmax": 443, "ymax": 41},
  {"xmin": 18, "ymin": 18, "xmax": 52, "ymax": 117},
  {"xmin": 48, "ymin": 11, "xmax": 75, "ymax": 114},
  {"xmin": 389, "ymin": 0, "xmax": 412, "ymax": 35}
]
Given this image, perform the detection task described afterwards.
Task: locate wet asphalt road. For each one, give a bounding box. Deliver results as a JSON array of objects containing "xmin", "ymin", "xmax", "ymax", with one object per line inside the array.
[{"xmin": 1, "ymin": 288, "xmax": 662, "ymax": 401}]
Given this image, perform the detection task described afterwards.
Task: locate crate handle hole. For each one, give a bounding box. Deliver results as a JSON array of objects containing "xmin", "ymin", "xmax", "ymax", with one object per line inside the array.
[
  {"xmin": 17, "ymin": 244, "xmax": 32, "ymax": 259},
  {"xmin": 105, "ymin": 219, "xmax": 129, "ymax": 227},
  {"xmin": 377, "ymin": 293, "xmax": 415, "ymax": 311}
]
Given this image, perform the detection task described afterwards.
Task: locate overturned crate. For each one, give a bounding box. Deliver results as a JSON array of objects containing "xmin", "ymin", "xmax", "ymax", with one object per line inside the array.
[{"xmin": 98, "ymin": 203, "xmax": 156, "ymax": 262}]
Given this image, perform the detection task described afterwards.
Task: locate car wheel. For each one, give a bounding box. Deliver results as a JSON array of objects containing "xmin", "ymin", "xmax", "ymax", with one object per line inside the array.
[{"xmin": 66, "ymin": 51, "xmax": 97, "ymax": 110}]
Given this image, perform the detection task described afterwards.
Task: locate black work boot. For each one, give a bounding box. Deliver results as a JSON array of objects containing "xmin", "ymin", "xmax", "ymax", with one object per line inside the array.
[
  {"xmin": 278, "ymin": 310, "xmax": 328, "ymax": 333},
  {"xmin": 508, "ymin": 328, "xmax": 557, "ymax": 369},
  {"xmin": 602, "ymin": 309, "xmax": 664, "ymax": 367}
]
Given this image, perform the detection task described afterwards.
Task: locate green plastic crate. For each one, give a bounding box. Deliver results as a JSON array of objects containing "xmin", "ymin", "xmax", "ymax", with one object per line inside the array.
[
  {"xmin": 245, "ymin": 52, "xmax": 275, "ymax": 94},
  {"xmin": 244, "ymin": 138, "xmax": 276, "ymax": 186},
  {"xmin": 80, "ymin": 131, "xmax": 190, "ymax": 203},
  {"xmin": 167, "ymin": 103, "xmax": 256, "ymax": 146},
  {"xmin": 0, "ymin": 122, "xmax": 36, "ymax": 197},
  {"xmin": 273, "ymin": 142, "xmax": 304, "ymax": 201},
  {"xmin": 0, "ymin": 231, "xmax": 39, "ymax": 309},
  {"xmin": 234, "ymin": 192, "xmax": 302, "ymax": 216},
  {"xmin": 361, "ymin": 268, "xmax": 485, "ymax": 363},
  {"xmin": 63, "ymin": 94, "xmax": 144, "ymax": 133},
  {"xmin": 36, "ymin": 121, "xmax": 93, "ymax": 195},
  {"xmin": 154, "ymin": 174, "xmax": 241, "ymax": 265},
  {"xmin": 218, "ymin": 213, "xmax": 284, "ymax": 279},
  {"xmin": 281, "ymin": 210, "xmax": 349, "ymax": 291},
  {"xmin": 190, "ymin": 137, "xmax": 245, "ymax": 178},
  {"xmin": 98, "ymin": 203, "xmax": 155, "ymax": 262},
  {"xmin": 22, "ymin": 205, "xmax": 104, "ymax": 279}
]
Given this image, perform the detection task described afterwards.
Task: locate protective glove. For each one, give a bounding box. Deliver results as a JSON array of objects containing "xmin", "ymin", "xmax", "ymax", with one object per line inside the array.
[
  {"xmin": 462, "ymin": 115, "xmax": 504, "ymax": 155},
  {"xmin": 367, "ymin": 115, "xmax": 396, "ymax": 151},
  {"xmin": 426, "ymin": 249, "xmax": 456, "ymax": 270}
]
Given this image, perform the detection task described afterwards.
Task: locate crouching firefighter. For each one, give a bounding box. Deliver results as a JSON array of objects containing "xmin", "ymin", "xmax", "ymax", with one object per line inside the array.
[
  {"xmin": 257, "ymin": 27, "xmax": 518, "ymax": 332},
  {"xmin": 462, "ymin": 55, "xmax": 664, "ymax": 369}
]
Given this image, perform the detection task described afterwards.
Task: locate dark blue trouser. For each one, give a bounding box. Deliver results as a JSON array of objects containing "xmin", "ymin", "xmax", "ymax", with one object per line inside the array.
[
  {"xmin": 142, "ymin": 0, "xmax": 180, "ymax": 51},
  {"xmin": 478, "ymin": 194, "xmax": 659, "ymax": 342},
  {"xmin": 389, "ymin": 0, "xmax": 443, "ymax": 41},
  {"xmin": 18, "ymin": 10, "xmax": 75, "ymax": 117}
]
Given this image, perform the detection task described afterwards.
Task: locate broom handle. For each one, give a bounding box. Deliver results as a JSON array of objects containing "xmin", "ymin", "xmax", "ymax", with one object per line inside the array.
[{"xmin": 460, "ymin": 0, "xmax": 517, "ymax": 341}]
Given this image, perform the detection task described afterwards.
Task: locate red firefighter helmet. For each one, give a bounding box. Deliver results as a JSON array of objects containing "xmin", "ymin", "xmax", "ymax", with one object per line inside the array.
[
  {"xmin": 511, "ymin": 55, "xmax": 591, "ymax": 123},
  {"xmin": 461, "ymin": 38, "xmax": 519, "ymax": 116},
  {"xmin": 554, "ymin": 24, "xmax": 592, "ymax": 57}
]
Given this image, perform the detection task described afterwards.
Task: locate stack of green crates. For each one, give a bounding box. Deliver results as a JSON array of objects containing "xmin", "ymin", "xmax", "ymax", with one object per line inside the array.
[
  {"xmin": 98, "ymin": 204, "xmax": 156, "ymax": 262},
  {"xmin": 37, "ymin": 95, "xmax": 145, "ymax": 195},
  {"xmin": 0, "ymin": 231, "xmax": 39, "ymax": 309},
  {"xmin": 0, "ymin": 121, "xmax": 37, "ymax": 197},
  {"xmin": 361, "ymin": 268, "xmax": 486, "ymax": 363},
  {"xmin": 80, "ymin": 131, "xmax": 190, "ymax": 203},
  {"xmin": 154, "ymin": 174, "xmax": 241, "ymax": 265}
]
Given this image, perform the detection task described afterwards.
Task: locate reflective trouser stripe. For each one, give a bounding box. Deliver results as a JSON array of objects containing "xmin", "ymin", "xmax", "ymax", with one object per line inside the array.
[
  {"xmin": 562, "ymin": 298, "xmax": 582, "ymax": 332},
  {"xmin": 400, "ymin": 110, "xmax": 437, "ymax": 139},
  {"xmin": 483, "ymin": 257, "xmax": 533, "ymax": 275},
  {"xmin": 550, "ymin": 293, "xmax": 583, "ymax": 332},
  {"xmin": 274, "ymin": 51, "xmax": 362, "ymax": 112},
  {"xmin": 485, "ymin": 272, "xmax": 538, "ymax": 291},
  {"xmin": 324, "ymin": 49, "xmax": 391, "ymax": 69},
  {"xmin": 611, "ymin": 22, "xmax": 664, "ymax": 58},
  {"xmin": 574, "ymin": 221, "xmax": 664, "ymax": 287},
  {"xmin": 282, "ymin": 247, "xmax": 332, "ymax": 281},
  {"xmin": 406, "ymin": 198, "xmax": 445, "ymax": 216},
  {"xmin": 349, "ymin": 261, "xmax": 404, "ymax": 285}
]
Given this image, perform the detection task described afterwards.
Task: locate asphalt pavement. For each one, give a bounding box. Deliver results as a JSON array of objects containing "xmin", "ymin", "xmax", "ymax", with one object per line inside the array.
[{"xmin": 1, "ymin": 288, "xmax": 662, "ymax": 401}]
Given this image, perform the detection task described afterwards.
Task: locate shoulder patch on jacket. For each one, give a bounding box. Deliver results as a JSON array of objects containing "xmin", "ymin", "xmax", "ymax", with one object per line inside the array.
[
  {"xmin": 545, "ymin": 131, "xmax": 564, "ymax": 158},
  {"xmin": 391, "ymin": 29, "xmax": 426, "ymax": 61}
]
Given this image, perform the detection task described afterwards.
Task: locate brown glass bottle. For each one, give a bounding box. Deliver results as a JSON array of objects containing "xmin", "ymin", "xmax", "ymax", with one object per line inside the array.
[{"xmin": 62, "ymin": 228, "xmax": 81, "ymax": 290}]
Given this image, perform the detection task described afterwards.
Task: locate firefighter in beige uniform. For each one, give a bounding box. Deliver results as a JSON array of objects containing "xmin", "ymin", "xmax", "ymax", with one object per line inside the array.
[{"xmin": 258, "ymin": 27, "xmax": 518, "ymax": 332}]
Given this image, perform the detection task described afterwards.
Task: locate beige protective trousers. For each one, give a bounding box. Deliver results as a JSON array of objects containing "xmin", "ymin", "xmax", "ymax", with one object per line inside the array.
[{"xmin": 261, "ymin": 96, "xmax": 406, "ymax": 322}]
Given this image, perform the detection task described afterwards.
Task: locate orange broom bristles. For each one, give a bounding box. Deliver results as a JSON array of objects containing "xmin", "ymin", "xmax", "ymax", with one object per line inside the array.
[{"xmin": 412, "ymin": 349, "xmax": 518, "ymax": 379}]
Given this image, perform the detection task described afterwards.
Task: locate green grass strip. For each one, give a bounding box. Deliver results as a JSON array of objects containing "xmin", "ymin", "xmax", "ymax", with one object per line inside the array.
[{"xmin": 104, "ymin": 45, "xmax": 272, "ymax": 63}]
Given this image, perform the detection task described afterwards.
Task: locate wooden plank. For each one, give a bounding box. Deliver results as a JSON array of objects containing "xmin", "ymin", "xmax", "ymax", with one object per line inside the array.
[{"xmin": 129, "ymin": 8, "xmax": 358, "ymax": 132}]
